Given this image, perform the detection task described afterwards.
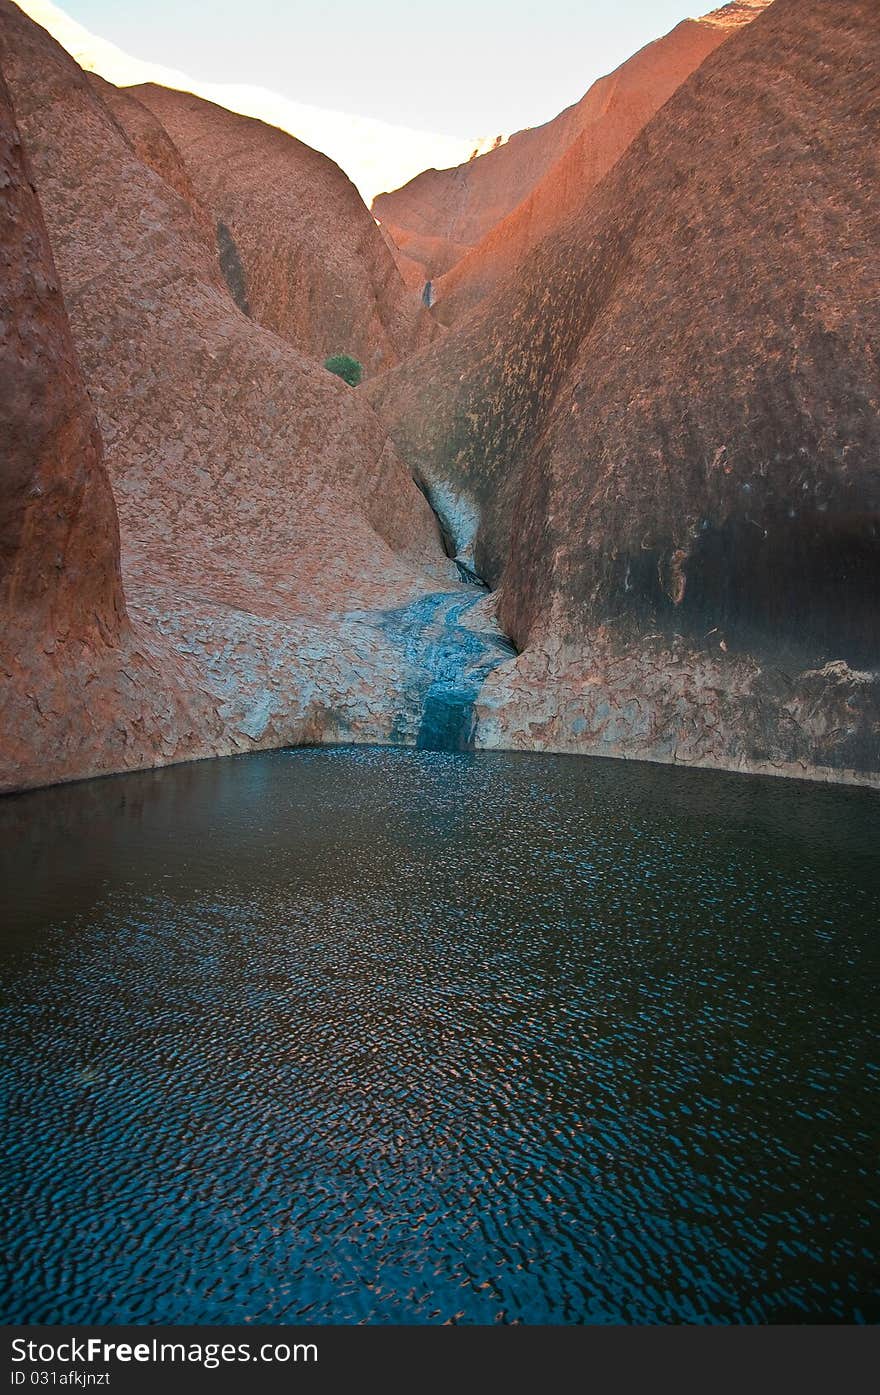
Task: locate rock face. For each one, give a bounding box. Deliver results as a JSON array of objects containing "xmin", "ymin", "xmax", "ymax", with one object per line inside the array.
[
  {"xmin": 3, "ymin": 0, "xmax": 878, "ymax": 793},
  {"xmin": 130, "ymin": 83, "xmax": 436, "ymax": 376},
  {"xmin": 0, "ymin": 66, "xmax": 122, "ymax": 642},
  {"xmin": 86, "ymin": 73, "xmax": 203, "ymax": 214},
  {"xmin": 380, "ymin": 224, "xmax": 471, "ymax": 292},
  {"xmin": 372, "ymin": 119, "xmax": 578, "ymax": 285},
  {"xmin": 0, "ymin": 0, "xmax": 470, "ymax": 792},
  {"xmin": 367, "ymin": 0, "xmax": 880, "ymax": 784},
  {"xmin": 373, "ymin": 3, "xmax": 768, "ymax": 310},
  {"xmin": 0, "ymin": 59, "xmax": 216, "ymax": 789},
  {"xmin": 17, "ymin": 0, "xmax": 508, "ymax": 209},
  {"xmin": 434, "ymin": 2, "xmax": 768, "ymax": 324}
]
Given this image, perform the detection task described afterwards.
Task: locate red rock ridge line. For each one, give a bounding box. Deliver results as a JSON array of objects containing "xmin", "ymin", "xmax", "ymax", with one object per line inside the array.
[
  {"xmin": 0, "ymin": 0, "xmax": 457, "ymax": 793},
  {"xmin": 367, "ymin": 0, "xmax": 880, "ymax": 784},
  {"xmin": 372, "ymin": 2, "xmax": 769, "ymax": 305},
  {"xmin": 0, "ymin": 64, "xmax": 124, "ymax": 642},
  {"xmin": 433, "ymin": 4, "xmax": 767, "ymax": 324},
  {"xmin": 133, "ymin": 82, "xmax": 437, "ymax": 376}
]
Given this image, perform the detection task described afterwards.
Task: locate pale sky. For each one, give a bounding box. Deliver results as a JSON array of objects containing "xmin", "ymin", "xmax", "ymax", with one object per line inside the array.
[{"xmin": 58, "ymin": 0, "xmax": 709, "ymax": 137}]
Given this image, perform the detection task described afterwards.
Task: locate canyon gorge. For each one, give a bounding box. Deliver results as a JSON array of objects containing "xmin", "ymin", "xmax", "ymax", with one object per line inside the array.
[{"xmin": 1, "ymin": 0, "xmax": 878, "ymax": 793}]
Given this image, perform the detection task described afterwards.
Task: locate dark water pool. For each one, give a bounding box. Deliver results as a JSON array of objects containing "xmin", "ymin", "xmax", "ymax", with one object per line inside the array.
[{"xmin": 1, "ymin": 747, "xmax": 878, "ymax": 1324}]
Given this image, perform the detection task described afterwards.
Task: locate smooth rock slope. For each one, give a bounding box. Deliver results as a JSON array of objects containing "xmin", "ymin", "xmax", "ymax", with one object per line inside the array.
[
  {"xmin": 0, "ymin": 61, "xmax": 214, "ymax": 788},
  {"xmin": 373, "ymin": 2, "xmax": 768, "ymax": 313},
  {"xmin": 15, "ymin": 0, "xmax": 505, "ymax": 208},
  {"xmin": 367, "ymin": 0, "xmax": 880, "ymax": 784},
  {"xmin": 0, "ymin": 0, "xmax": 481, "ymax": 792},
  {"xmin": 433, "ymin": 2, "xmax": 769, "ymax": 324},
  {"xmin": 0, "ymin": 66, "xmax": 122, "ymax": 643},
  {"xmin": 132, "ymin": 82, "xmax": 436, "ymax": 375}
]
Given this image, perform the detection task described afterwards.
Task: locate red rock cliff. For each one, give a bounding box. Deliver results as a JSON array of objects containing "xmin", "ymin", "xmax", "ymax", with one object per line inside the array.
[
  {"xmin": 133, "ymin": 82, "xmax": 437, "ymax": 376},
  {"xmin": 368, "ymin": 0, "xmax": 880, "ymax": 783},
  {"xmin": 372, "ymin": 3, "xmax": 768, "ymax": 308},
  {"xmin": 0, "ymin": 55, "xmax": 220, "ymax": 791},
  {"xmin": 434, "ymin": 3, "xmax": 769, "ymax": 324},
  {"xmin": 0, "ymin": 64, "xmax": 123, "ymax": 642},
  {"xmin": 0, "ymin": 0, "xmax": 458, "ymax": 792}
]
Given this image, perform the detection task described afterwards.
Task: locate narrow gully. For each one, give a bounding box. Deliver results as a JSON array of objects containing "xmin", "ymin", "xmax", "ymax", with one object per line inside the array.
[
  {"xmin": 374, "ymin": 588, "xmax": 517, "ymax": 752},
  {"xmin": 366, "ymin": 480, "xmax": 519, "ymax": 750}
]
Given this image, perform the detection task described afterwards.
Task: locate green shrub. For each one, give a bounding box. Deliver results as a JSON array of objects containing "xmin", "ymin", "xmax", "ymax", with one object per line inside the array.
[{"xmin": 324, "ymin": 353, "xmax": 363, "ymax": 387}]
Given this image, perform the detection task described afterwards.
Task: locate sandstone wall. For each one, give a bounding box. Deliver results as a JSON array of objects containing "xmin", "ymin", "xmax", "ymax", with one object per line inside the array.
[
  {"xmin": 368, "ymin": 0, "xmax": 880, "ymax": 784},
  {"xmin": 135, "ymin": 83, "xmax": 436, "ymax": 376},
  {"xmin": 0, "ymin": 0, "xmax": 457, "ymax": 791}
]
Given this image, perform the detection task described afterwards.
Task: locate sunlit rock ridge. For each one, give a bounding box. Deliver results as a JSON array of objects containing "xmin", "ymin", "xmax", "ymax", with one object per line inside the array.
[
  {"xmin": 1, "ymin": 0, "xmax": 878, "ymax": 793},
  {"xmin": 367, "ymin": 0, "xmax": 880, "ymax": 785}
]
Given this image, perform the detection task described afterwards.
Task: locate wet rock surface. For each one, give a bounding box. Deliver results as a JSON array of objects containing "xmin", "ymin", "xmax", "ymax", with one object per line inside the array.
[
  {"xmin": 362, "ymin": 588, "xmax": 517, "ymax": 750},
  {"xmin": 0, "ymin": 0, "xmax": 464, "ymax": 791},
  {"xmin": 368, "ymin": 0, "xmax": 880, "ymax": 786},
  {"xmin": 474, "ymin": 633, "xmax": 880, "ymax": 787}
]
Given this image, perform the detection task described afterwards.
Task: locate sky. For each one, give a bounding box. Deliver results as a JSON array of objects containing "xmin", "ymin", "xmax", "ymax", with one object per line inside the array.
[{"xmin": 58, "ymin": 0, "xmax": 708, "ymax": 137}]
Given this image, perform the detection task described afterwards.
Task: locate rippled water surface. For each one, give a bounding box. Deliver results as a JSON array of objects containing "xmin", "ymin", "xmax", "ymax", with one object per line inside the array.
[{"xmin": 2, "ymin": 747, "xmax": 878, "ymax": 1324}]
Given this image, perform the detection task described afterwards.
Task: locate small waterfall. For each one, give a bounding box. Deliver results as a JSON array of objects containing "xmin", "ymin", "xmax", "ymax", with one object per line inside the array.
[
  {"xmin": 414, "ymin": 593, "xmax": 516, "ymax": 750},
  {"xmin": 370, "ymin": 589, "xmax": 517, "ymax": 753},
  {"xmin": 417, "ymin": 687, "xmax": 478, "ymax": 752}
]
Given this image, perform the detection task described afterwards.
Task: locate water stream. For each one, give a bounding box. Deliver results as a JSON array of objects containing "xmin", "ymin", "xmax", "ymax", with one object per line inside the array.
[{"xmin": 370, "ymin": 587, "xmax": 517, "ymax": 751}]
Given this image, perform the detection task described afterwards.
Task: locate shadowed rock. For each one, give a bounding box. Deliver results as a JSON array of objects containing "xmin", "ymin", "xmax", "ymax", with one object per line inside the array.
[
  {"xmin": 0, "ymin": 0, "xmax": 462, "ymax": 791},
  {"xmin": 0, "ymin": 65, "xmax": 123, "ymax": 640},
  {"xmin": 367, "ymin": 0, "xmax": 880, "ymax": 783},
  {"xmin": 214, "ymin": 219, "xmax": 251, "ymax": 315}
]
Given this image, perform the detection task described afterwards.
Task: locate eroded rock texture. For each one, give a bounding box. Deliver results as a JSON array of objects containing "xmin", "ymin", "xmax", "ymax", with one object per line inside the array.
[
  {"xmin": 0, "ymin": 60, "xmax": 215, "ymax": 789},
  {"xmin": 86, "ymin": 73, "xmax": 204, "ymax": 216},
  {"xmin": 434, "ymin": 2, "xmax": 768, "ymax": 324},
  {"xmin": 372, "ymin": 105, "xmax": 583, "ymax": 287},
  {"xmin": 0, "ymin": 66, "xmax": 122, "ymax": 640},
  {"xmin": 368, "ymin": 0, "xmax": 880, "ymax": 784},
  {"xmin": 372, "ymin": 2, "xmax": 768, "ymax": 312},
  {"xmin": 131, "ymin": 82, "xmax": 437, "ymax": 376},
  {"xmin": 0, "ymin": 0, "xmax": 465, "ymax": 792}
]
